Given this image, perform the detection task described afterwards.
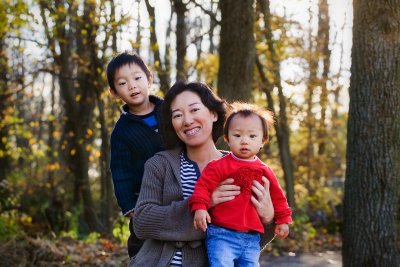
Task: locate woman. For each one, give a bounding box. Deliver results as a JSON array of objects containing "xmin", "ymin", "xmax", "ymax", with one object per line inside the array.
[{"xmin": 131, "ymin": 81, "xmax": 275, "ymax": 267}]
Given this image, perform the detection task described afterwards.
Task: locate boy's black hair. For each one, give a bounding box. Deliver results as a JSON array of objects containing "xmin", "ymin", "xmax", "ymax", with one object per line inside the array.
[
  {"xmin": 161, "ymin": 81, "xmax": 227, "ymax": 149},
  {"xmin": 107, "ymin": 52, "xmax": 151, "ymax": 91}
]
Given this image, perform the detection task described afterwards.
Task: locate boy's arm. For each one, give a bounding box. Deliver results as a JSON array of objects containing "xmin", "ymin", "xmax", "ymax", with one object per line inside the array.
[{"xmin": 110, "ymin": 132, "xmax": 142, "ymax": 216}]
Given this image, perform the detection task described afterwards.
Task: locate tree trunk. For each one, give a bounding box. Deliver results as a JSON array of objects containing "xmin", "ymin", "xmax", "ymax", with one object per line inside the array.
[
  {"xmin": 110, "ymin": 0, "xmax": 117, "ymax": 53},
  {"xmin": 97, "ymin": 89, "xmax": 113, "ymax": 236},
  {"xmin": 40, "ymin": 0, "xmax": 103, "ymax": 233},
  {"xmin": 208, "ymin": 1, "xmax": 217, "ymax": 54},
  {"xmin": 257, "ymin": 0, "xmax": 295, "ymax": 208},
  {"xmin": 173, "ymin": 0, "xmax": 187, "ymax": 81},
  {"xmin": 316, "ymin": 0, "xmax": 330, "ymax": 156},
  {"xmin": 343, "ymin": 1, "xmax": 400, "ymax": 266},
  {"xmin": 0, "ymin": 39, "xmax": 10, "ymax": 182},
  {"xmin": 217, "ymin": 0, "xmax": 254, "ymax": 102},
  {"xmin": 144, "ymin": 0, "xmax": 170, "ymax": 93},
  {"xmin": 305, "ymin": 2, "xmax": 318, "ymax": 190}
]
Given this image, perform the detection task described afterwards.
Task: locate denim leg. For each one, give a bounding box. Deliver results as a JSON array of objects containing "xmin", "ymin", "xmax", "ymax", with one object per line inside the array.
[
  {"xmin": 235, "ymin": 233, "xmax": 260, "ymax": 267},
  {"xmin": 206, "ymin": 225, "xmax": 242, "ymax": 267}
]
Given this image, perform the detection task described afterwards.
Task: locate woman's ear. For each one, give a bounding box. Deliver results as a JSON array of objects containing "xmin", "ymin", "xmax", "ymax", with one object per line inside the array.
[{"xmin": 212, "ymin": 111, "xmax": 218, "ymax": 122}]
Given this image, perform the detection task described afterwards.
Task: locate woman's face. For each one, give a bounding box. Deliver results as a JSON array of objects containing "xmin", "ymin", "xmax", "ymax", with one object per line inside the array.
[{"xmin": 170, "ymin": 91, "xmax": 218, "ymax": 148}]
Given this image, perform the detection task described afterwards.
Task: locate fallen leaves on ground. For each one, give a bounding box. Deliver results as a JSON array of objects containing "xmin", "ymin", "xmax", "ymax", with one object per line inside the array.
[{"xmin": 0, "ymin": 235, "xmax": 129, "ymax": 266}]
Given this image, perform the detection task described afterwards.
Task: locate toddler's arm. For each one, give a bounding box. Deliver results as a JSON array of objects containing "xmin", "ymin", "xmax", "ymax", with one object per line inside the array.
[{"xmin": 193, "ymin": 210, "xmax": 211, "ymax": 232}]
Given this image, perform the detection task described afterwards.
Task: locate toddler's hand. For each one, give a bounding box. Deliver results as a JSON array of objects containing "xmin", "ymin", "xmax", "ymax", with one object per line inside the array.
[
  {"xmin": 193, "ymin": 210, "xmax": 211, "ymax": 232},
  {"xmin": 275, "ymin": 223, "xmax": 289, "ymax": 239}
]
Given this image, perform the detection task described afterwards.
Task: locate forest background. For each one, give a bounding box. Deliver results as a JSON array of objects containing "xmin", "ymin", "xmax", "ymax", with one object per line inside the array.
[{"xmin": 0, "ymin": 0, "xmax": 398, "ymax": 266}]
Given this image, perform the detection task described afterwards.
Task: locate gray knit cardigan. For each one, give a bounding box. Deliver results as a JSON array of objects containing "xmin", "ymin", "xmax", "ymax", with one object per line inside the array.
[{"xmin": 130, "ymin": 149, "xmax": 275, "ymax": 267}]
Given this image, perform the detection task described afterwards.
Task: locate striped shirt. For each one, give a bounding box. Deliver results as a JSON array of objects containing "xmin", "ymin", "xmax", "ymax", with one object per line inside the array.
[{"xmin": 169, "ymin": 152, "xmax": 200, "ymax": 266}]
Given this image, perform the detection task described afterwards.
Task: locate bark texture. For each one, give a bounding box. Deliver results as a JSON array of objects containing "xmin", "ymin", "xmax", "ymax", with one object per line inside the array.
[
  {"xmin": 343, "ymin": 1, "xmax": 400, "ymax": 266},
  {"xmin": 218, "ymin": 0, "xmax": 255, "ymax": 102}
]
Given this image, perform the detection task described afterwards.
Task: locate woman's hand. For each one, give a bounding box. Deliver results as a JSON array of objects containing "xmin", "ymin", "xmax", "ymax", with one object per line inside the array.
[
  {"xmin": 251, "ymin": 176, "xmax": 274, "ymax": 224},
  {"xmin": 210, "ymin": 178, "xmax": 240, "ymax": 208}
]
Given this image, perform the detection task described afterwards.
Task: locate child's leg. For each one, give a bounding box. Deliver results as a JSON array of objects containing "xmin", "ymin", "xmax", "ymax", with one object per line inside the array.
[
  {"xmin": 128, "ymin": 217, "xmax": 144, "ymax": 258},
  {"xmin": 206, "ymin": 224, "xmax": 242, "ymax": 267},
  {"xmin": 235, "ymin": 232, "xmax": 261, "ymax": 267}
]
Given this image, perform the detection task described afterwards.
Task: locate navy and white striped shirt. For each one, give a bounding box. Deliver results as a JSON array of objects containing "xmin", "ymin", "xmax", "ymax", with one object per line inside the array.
[{"xmin": 169, "ymin": 152, "xmax": 200, "ymax": 266}]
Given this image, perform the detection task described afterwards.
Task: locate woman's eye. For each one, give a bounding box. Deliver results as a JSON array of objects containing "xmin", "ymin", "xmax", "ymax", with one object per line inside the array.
[
  {"xmin": 191, "ymin": 108, "xmax": 200, "ymax": 112},
  {"xmin": 172, "ymin": 114, "xmax": 182, "ymax": 119}
]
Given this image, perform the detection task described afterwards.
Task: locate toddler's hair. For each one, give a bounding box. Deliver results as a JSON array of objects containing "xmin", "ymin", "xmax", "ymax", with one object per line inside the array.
[{"xmin": 223, "ymin": 102, "xmax": 274, "ymax": 143}]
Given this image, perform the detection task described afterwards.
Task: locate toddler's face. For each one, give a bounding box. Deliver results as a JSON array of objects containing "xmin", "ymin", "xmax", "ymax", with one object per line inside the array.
[{"xmin": 226, "ymin": 114, "xmax": 264, "ymax": 160}]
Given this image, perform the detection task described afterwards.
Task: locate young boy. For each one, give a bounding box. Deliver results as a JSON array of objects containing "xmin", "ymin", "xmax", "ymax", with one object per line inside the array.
[
  {"xmin": 189, "ymin": 102, "xmax": 292, "ymax": 266},
  {"xmin": 107, "ymin": 52, "xmax": 164, "ymax": 258}
]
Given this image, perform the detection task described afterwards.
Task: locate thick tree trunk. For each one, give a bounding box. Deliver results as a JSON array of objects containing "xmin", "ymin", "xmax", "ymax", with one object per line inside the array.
[
  {"xmin": 343, "ymin": 1, "xmax": 400, "ymax": 266},
  {"xmin": 217, "ymin": 0, "xmax": 254, "ymax": 102}
]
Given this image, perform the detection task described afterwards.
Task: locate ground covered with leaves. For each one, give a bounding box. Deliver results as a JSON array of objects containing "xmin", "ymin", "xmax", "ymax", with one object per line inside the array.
[
  {"xmin": 0, "ymin": 235, "xmax": 129, "ymax": 266},
  {"xmin": 0, "ymin": 229, "xmax": 341, "ymax": 266}
]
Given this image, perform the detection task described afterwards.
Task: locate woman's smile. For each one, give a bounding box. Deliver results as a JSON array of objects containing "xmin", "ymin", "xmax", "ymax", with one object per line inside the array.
[{"xmin": 184, "ymin": 127, "xmax": 201, "ymax": 136}]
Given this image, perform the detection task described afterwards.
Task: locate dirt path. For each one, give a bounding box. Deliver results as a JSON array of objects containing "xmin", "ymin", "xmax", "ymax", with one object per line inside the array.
[{"xmin": 260, "ymin": 251, "xmax": 342, "ymax": 267}]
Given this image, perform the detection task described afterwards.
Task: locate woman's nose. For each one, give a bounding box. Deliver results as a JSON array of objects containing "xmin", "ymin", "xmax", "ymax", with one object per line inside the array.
[{"xmin": 183, "ymin": 114, "xmax": 194, "ymax": 126}]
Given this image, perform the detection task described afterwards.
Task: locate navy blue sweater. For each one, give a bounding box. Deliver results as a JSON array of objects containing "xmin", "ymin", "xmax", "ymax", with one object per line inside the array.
[{"xmin": 110, "ymin": 95, "xmax": 164, "ymax": 215}]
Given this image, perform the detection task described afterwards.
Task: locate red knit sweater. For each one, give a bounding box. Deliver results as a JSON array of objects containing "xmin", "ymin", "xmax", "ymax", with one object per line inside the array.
[{"xmin": 189, "ymin": 153, "xmax": 292, "ymax": 233}]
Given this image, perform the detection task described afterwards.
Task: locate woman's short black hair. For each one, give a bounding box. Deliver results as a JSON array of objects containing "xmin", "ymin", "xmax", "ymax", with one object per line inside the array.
[{"xmin": 161, "ymin": 81, "xmax": 227, "ymax": 149}]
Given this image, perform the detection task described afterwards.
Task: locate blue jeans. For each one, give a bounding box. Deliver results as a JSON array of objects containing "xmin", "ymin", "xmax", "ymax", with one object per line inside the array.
[{"xmin": 206, "ymin": 224, "xmax": 261, "ymax": 267}]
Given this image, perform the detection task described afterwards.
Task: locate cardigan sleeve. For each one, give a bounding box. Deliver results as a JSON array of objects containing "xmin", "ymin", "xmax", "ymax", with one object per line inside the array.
[{"xmin": 133, "ymin": 154, "xmax": 204, "ymax": 242}]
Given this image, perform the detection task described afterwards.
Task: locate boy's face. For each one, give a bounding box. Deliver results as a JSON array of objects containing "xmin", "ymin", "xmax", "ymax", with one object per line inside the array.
[
  {"xmin": 110, "ymin": 63, "xmax": 152, "ymax": 114},
  {"xmin": 226, "ymin": 114, "xmax": 264, "ymax": 160}
]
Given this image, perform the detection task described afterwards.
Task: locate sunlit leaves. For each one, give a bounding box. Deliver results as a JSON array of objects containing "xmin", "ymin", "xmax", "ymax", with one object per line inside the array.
[{"xmin": 192, "ymin": 53, "xmax": 219, "ymax": 85}]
